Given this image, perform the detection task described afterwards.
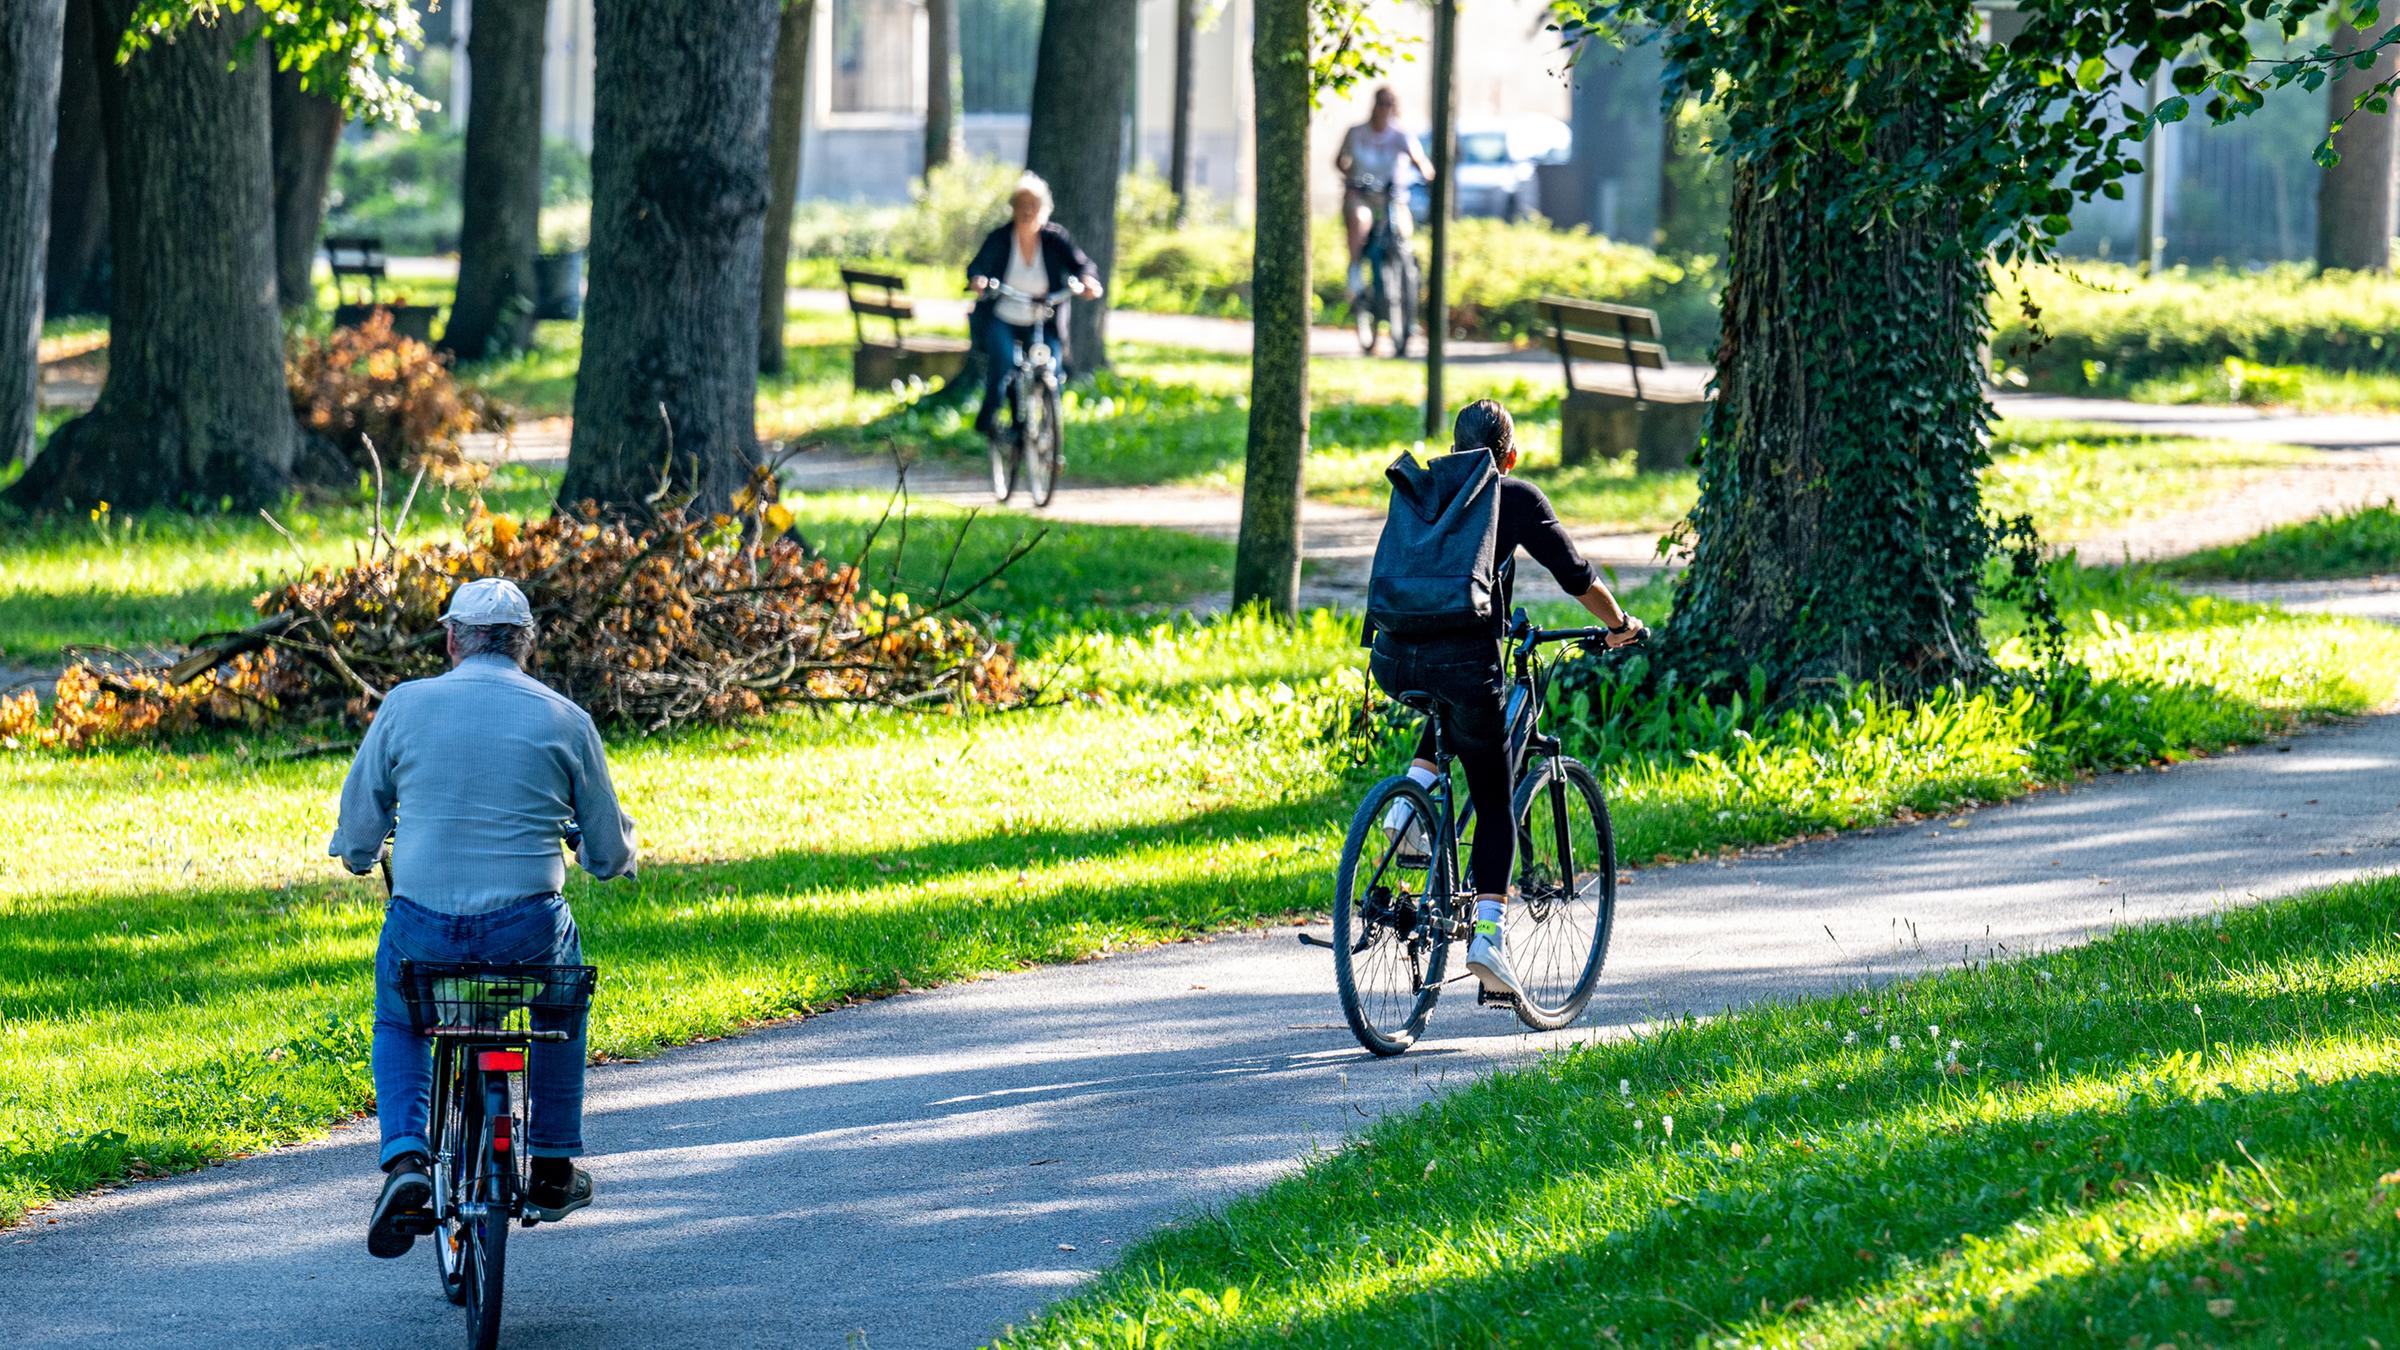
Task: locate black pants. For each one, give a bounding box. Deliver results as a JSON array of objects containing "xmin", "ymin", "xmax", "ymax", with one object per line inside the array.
[{"xmin": 1369, "ymin": 633, "xmax": 1513, "ymax": 897}]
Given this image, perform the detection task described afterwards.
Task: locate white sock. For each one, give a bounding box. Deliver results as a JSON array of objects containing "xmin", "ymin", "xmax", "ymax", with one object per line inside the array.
[
  {"xmin": 1382, "ymin": 764, "xmax": 1440, "ymax": 833},
  {"xmin": 1475, "ymin": 898, "xmax": 1505, "ymax": 941}
]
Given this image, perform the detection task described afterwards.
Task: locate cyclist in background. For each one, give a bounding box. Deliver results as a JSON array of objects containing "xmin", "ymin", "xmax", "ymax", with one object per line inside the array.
[
  {"xmin": 967, "ymin": 172, "xmax": 1101, "ymax": 444},
  {"xmin": 1368, "ymin": 401, "xmax": 1645, "ymax": 1000},
  {"xmin": 1334, "ymin": 86, "xmax": 1436, "ymax": 301},
  {"xmin": 329, "ymin": 578, "xmax": 638, "ymax": 1260}
]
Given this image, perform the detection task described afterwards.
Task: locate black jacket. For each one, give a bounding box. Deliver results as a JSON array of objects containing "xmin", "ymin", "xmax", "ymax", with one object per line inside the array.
[{"xmin": 966, "ymin": 221, "xmax": 1099, "ymax": 361}]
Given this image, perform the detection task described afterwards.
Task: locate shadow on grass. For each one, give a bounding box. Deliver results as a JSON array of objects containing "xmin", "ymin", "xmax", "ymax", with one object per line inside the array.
[{"xmin": 1025, "ymin": 881, "xmax": 2400, "ymax": 1346}]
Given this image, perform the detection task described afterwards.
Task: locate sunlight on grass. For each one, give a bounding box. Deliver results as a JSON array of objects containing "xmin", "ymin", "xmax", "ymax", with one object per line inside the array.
[
  {"xmin": 1005, "ymin": 875, "xmax": 2400, "ymax": 1347},
  {"xmin": 2163, "ymin": 502, "xmax": 2400, "ymax": 582}
]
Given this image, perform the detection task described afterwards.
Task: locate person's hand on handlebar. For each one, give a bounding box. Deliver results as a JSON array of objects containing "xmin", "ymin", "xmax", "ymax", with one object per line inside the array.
[{"xmin": 1602, "ymin": 615, "xmax": 1647, "ymax": 649}]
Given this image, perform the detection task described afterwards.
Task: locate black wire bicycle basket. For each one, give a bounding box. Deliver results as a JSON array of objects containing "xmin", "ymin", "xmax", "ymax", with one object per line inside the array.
[{"xmin": 396, "ymin": 960, "xmax": 598, "ymax": 1041}]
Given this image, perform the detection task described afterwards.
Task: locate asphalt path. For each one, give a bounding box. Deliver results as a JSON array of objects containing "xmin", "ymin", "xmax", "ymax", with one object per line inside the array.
[{"xmin": 8, "ymin": 706, "xmax": 2400, "ymax": 1348}]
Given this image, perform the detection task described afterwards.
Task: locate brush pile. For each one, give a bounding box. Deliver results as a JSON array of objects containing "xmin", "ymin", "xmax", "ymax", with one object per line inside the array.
[{"xmin": 2, "ymin": 472, "xmax": 1029, "ymax": 749}]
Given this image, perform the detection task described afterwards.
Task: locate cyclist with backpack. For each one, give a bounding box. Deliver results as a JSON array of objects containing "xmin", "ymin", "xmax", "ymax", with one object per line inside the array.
[{"xmin": 1363, "ymin": 400, "xmax": 1645, "ymax": 1000}]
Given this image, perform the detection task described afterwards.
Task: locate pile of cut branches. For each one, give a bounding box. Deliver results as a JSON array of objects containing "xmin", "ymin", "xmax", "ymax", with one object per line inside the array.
[{"xmin": 3, "ymin": 468, "xmax": 1034, "ymax": 748}]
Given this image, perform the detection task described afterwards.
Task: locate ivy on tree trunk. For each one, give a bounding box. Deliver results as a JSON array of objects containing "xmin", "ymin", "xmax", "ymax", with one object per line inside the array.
[
  {"xmin": 443, "ymin": 0, "xmax": 548, "ymax": 360},
  {"xmin": 1025, "ymin": 0, "xmax": 1136, "ymax": 374},
  {"xmin": 1, "ymin": 0, "xmax": 65, "ymax": 469},
  {"xmin": 1662, "ymin": 126, "xmax": 1992, "ymax": 696},
  {"xmin": 1231, "ymin": 0, "xmax": 1312, "ymax": 614},
  {"xmin": 8, "ymin": 0, "xmax": 301, "ymax": 513},
  {"xmin": 559, "ymin": 0, "xmax": 780, "ymax": 519}
]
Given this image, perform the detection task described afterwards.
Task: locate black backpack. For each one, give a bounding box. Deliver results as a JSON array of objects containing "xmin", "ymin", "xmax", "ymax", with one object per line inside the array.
[{"xmin": 1364, "ymin": 449, "xmax": 1502, "ymax": 641}]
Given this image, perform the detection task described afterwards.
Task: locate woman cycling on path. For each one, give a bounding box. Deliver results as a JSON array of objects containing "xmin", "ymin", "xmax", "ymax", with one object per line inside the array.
[
  {"xmin": 1366, "ymin": 400, "xmax": 1646, "ymax": 999},
  {"xmin": 966, "ymin": 172, "xmax": 1100, "ymax": 445}
]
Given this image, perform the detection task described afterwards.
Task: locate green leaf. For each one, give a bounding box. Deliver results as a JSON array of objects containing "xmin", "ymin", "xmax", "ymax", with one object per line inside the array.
[
  {"xmin": 2075, "ymin": 55, "xmax": 2111, "ymax": 90},
  {"xmin": 2154, "ymin": 94, "xmax": 2191, "ymax": 124}
]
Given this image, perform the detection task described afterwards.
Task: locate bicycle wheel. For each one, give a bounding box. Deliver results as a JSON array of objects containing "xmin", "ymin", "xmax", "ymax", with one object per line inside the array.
[
  {"xmin": 461, "ymin": 1075, "xmax": 509, "ymax": 1350},
  {"xmin": 1391, "ymin": 252, "xmax": 1419, "ymax": 359},
  {"xmin": 431, "ymin": 1049, "xmax": 471, "ymax": 1307},
  {"xmin": 987, "ymin": 392, "xmax": 1018, "ymax": 502},
  {"xmin": 1506, "ymin": 755, "xmax": 1617, "ymax": 1032},
  {"xmin": 1353, "ymin": 258, "xmax": 1383, "ymax": 355},
  {"xmin": 1024, "ymin": 380, "xmax": 1063, "ymax": 507},
  {"xmin": 1332, "ymin": 775, "xmax": 1456, "ymax": 1055}
]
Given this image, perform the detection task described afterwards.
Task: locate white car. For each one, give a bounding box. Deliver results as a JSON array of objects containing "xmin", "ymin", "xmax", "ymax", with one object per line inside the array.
[{"xmin": 1410, "ymin": 115, "xmax": 1573, "ymax": 222}]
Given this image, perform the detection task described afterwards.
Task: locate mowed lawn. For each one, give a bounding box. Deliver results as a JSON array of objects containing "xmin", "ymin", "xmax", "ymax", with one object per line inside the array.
[
  {"xmin": 1008, "ymin": 874, "xmax": 2400, "ymax": 1347},
  {"xmin": 4, "ymin": 465, "xmax": 2399, "ymax": 1225}
]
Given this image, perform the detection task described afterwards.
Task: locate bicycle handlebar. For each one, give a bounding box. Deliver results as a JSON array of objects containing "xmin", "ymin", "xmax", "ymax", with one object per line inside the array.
[{"xmin": 979, "ymin": 281, "xmax": 1073, "ymax": 315}]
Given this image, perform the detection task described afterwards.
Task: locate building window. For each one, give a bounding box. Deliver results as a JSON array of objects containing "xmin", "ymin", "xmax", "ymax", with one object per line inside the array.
[{"xmin": 832, "ymin": 0, "xmax": 920, "ymax": 115}]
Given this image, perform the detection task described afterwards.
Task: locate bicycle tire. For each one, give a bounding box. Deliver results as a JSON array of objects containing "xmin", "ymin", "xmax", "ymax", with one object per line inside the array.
[
  {"xmin": 1505, "ymin": 755, "xmax": 1617, "ymax": 1032},
  {"xmin": 1332, "ymin": 775, "xmax": 1455, "ymax": 1055},
  {"xmin": 1392, "ymin": 251, "xmax": 1419, "ymax": 359},
  {"xmin": 1353, "ymin": 287, "xmax": 1379, "ymax": 355},
  {"xmin": 432, "ymin": 1049, "xmax": 471, "ymax": 1307},
  {"xmin": 1025, "ymin": 380, "xmax": 1063, "ymax": 508},
  {"xmin": 462, "ymin": 1074, "xmax": 509, "ymax": 1350},
  {"xmin": 987, "ymin": 397, "xmax": 1018, "ymax": 503}
]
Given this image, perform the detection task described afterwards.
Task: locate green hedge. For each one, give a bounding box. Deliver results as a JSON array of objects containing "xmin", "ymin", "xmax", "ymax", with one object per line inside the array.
[{"xmin": 1992, "ymin": 261, "xmax": 2400, "ymax": 389}]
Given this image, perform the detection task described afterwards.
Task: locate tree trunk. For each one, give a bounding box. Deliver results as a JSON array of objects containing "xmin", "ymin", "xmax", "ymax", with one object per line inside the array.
[
  {"xmin": 1025, "ymin": 0, "xmax": 1136, "ymax": 373},
  {"xmin": 2, "ymin": 0, "xmax": 65, "ymax": 468},
  {"xmin": 44, "ymin": 0, "xmax": 106, "ymax": 318},
  {"xmin": 7, "ymin": 0, "xmax": 300, "ymax": 513},
  {"xmin": 1167, "ymin": 0, "xmax": 1194, "ymax": 216},
  {"xmin": 759, "ymin": 0, "xmax": 813, "ymax": 376},
  {"xmin": 1660, "ymin": 109, "xmax": 1990, "ymax": 698},
  {"xmin": 1231, "ymin": 0, "xmax": 1309, "ymax": 615},
  {"xmin": 560, "ymin": 0, "xmax": 779, "ymax": 519},
  {"xmin": 443, "ymin": 0, "xmax": 549, "ymax": 360},
  {"xmin": 268, "ymin": 57, "xmax": 343, "ymax": 311},
  {"xmin": 2317, "ymin": 22, "xmax": 2398, "ymax": 273},
  {"xmin": 923, "ymin": 0, "xmax": 960, "ymax": 178}
]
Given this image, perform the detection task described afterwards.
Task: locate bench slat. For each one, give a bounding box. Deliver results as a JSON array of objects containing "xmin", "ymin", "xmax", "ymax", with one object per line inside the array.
[
  {"xmin": 840, "ymin": 267, "xmax": 908, "ymax": 291},
  {"xmin": 1539, "ymin": 296, "xmax": 1662, "ymax": 341},
  {"xmin": 1554, "ymin": 331, "xmax": 1669, "ymax": 371},
  {"xmin": 848, "ymin": 297, "xmax": 917, "ymax": 322}
]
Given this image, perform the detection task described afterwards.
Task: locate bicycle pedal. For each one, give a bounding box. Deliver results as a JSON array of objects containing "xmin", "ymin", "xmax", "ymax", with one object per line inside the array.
[
  {"xmin": 395, "ymin": 1212, "xmax": 439, "ymax": 1235},
  {"xmin": 1474, "ymin": 987, "xmax": 1520, "ymax": 1009}
]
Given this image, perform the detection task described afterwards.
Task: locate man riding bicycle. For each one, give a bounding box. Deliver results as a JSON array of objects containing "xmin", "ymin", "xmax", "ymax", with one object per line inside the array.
[
  {"xmin": 1367, "ymin": 401, "xmax": 1644, "ymax": 1000},
  {"xmin": 1335, "ymin": 86, "xmax": 1435, "ymax": 302},
  {"xmin": 329, "ymin": 578, "xmax": 638, "ymax": 1260},
  {"xmin": 967, "ymin": 172, "xmax": 1101, "ymax": 444}
]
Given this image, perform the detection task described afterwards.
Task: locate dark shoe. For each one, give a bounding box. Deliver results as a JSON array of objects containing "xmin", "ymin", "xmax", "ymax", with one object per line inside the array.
[
  {"xmin": 367, "ymin": 1158, "xmax": 433, "ymax": 1259},
  {"xmin": 523, "ymin": 1165, "xmax": 594, "ymax": 1224}
]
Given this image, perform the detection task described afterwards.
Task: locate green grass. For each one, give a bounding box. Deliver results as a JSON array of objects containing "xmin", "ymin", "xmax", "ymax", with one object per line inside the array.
[
  {"xmin": 2119, "ymin": 361, "xmax": 2400, "ymax": 414},
  {"xmin": 2162, "ymin": 503, "xmax": 2400, "ymax": 582},
  {"xmin": 4, "ymin": 513, "xmax": 2394, "ymax": 1226},
  {"xmin": 1006, "ymin": 873, "xmax": 2400, "ymax": 1348}
]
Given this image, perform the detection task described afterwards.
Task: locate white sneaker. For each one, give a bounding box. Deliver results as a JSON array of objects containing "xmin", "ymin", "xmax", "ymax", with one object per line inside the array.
[
  {"xmin": 1379, "ymin": 801, "xmax": 1431, "ymax": 869},
  {"xmin": 1464, "ymin": 932, "xmax": 1523, "ymax": 999}
]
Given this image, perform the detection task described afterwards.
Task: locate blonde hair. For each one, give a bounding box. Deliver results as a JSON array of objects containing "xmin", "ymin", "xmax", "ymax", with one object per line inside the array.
[{"xmin": 1010, "ymin": 172, "xmax": 1054, "ymax": 221}]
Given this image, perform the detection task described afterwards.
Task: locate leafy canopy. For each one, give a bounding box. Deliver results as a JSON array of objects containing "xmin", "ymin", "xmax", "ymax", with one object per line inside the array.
[
  {"xmin": 123, "ymin": 0, "xmax": 433, "ymax": 126},
  {"xmin": 1562, "ymin": 0, "xmax": 2400, "ymax": 262}
]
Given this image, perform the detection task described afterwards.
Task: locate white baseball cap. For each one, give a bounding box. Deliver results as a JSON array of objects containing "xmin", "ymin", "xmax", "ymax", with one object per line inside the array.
[{"xmin": 440, "ymin": 577, "xmax": 535, "ymax": 627}]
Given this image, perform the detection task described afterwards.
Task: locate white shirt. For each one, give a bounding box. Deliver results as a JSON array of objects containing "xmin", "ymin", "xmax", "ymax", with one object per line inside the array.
[
  {"xmin": 996, "ymin": 240, "xmax": 1048, "ymax": 327},
  {"xmin": 1343, "ymin": 123, "xmax": 1425, "ymax": 189}
]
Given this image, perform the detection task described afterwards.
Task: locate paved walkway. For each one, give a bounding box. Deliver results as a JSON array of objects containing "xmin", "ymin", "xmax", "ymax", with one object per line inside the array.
[{"xmin": 8, "ymin": 703, "xmax": 2398, "ymax": 1347}]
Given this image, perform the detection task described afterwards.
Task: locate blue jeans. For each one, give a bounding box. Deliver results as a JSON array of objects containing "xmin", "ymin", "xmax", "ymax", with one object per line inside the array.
[
  {"xmin": 974, "ymin": 317, "xmax": 1060, "ymax": 436},
  {"xmin": 372, "ymin": 894, "xmax": 588, "ymax": 1168}
]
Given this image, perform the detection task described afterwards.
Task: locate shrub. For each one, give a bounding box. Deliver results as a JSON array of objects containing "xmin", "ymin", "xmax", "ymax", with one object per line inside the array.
[
  {"xmin": 1991, "ymin": 261, "xmax": 2400, "ymax": 389},
  {"xmin": 286, "ymin": 310, "xmax": 509, "ymax": 482}
]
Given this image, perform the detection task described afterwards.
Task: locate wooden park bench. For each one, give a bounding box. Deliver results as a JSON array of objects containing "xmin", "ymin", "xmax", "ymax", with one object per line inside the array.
[
  {"xmin": 325, "ymin": 234, "xmax": 438, "ymax": 343},
  {"xmin": 841, "ymin": 266, "xmax": 969, "ymax": 392},
  {"xmin": 1538, "ymin": 297, "xmax": 1710, "ymax": 471}
]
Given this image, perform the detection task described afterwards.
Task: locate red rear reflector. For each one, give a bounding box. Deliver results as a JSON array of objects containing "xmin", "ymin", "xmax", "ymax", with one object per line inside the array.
[
  {"xmin": 477, "ymin": 1050, "xmax": 525, "ymax": 1072},
  {"xmin": 492, "ymin": 1116, "xmax": 513, "ymax": 1152}
]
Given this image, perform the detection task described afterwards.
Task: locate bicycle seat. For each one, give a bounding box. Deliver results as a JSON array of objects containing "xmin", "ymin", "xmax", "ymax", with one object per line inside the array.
[{"xmin": 1394, "ymin": 689, "xmax": 1440, "ymax": 715}]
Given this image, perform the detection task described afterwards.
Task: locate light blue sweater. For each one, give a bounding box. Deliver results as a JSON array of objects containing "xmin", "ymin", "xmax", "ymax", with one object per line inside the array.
[{"xmin": 329, "ymin": 655, "xmax": 638, "ymax": 914}]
